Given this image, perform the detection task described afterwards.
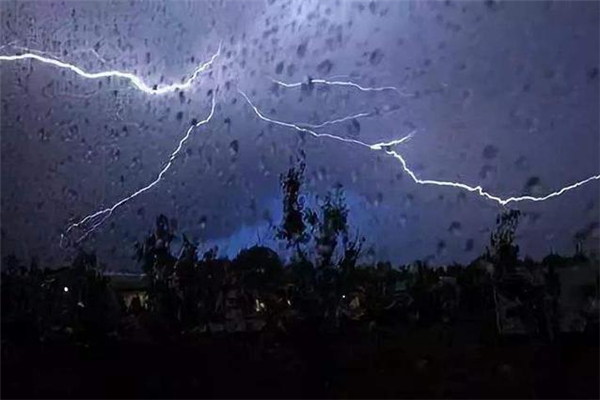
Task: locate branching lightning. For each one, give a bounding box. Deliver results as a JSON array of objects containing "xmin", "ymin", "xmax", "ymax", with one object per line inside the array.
[
  {"xmin": 0, "ymin": 43, "xmax": 221, "ymax": 95},
  {"xmin": 1, "ymin": 41, "xmax": 599, "ymax": 247},
  {"xmin": 63, "ymin": 93, "xmax": 217, "ymax": 244},
  {"xmin": 239, "ymin": 88, "xmax": 600, "ymax": 207},
  {"xmin": 238, "ymin": 88, "xmax": 415, "ymax": 150},
  {"xmin": 1, "ymin": 45, "xmax": 221, "ymax": 243}
]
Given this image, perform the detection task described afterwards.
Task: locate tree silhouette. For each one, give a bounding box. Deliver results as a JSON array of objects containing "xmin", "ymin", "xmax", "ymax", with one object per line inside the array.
[
  {"xmin": 277, "ymin": 162, "xmax": 310, "ymax": 259},
  {"xmin": 488, "ymin": 209, "xmax": 521, "ymax": 275},
  {"xmin": 307, "ymin": 186, "xmax": 350, "ymax": 268},
  {"xmin": 135, "ymin": 214, "xmax": 179, "ymax": 333}
]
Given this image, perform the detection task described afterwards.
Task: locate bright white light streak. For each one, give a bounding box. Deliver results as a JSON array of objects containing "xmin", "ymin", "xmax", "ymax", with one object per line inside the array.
[
  {"xmin": 0, "ymin": 43, "xmax": 221, "ymax": 95},
  {"xmin": 270, "ymin": 77, "xmax": 414, "ymax": 97},
  {"xmin": 238, "ymin": 89, "xmax": 413, "ymax": 151},
  {"xmin": 300, "ymin": 111, "xmax": 372, "ymax": 129},
  {"xmin": 239, "ymin": 90, "xmax": 600, "ymax": 207},
  {"xmin": 382, "ymin": 149, "xmax": 600, "ymax": 206},
  {"xmin": 63, "ymin": 93, "xmax": 217, "ymax": 244}
]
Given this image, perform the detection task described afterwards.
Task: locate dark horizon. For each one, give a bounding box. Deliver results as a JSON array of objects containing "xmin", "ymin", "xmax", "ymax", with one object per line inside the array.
[{"xmin": 1, "ymin": 0, "xmax": 599, "ymax": 270}]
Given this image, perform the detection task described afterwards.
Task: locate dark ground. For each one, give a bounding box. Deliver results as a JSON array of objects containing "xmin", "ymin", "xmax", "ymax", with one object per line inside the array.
[{"xmin": 2, "ymin": 331, "xmax": 598, "ymax": 399}]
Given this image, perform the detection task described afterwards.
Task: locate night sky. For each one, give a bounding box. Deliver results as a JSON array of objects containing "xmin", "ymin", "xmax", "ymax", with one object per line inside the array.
[{"xmin": 1, "ymin": 0, "xmax": 598, "ymax": 270}]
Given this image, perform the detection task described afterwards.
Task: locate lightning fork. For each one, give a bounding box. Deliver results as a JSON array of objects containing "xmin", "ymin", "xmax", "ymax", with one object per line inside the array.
[
  {"xmin": 238, "ymin": 88, "xmax": 413, "ymax": 151},
  {"xmin": 240, "ymin": 89, "xmax": 600, "ymax": 206}
]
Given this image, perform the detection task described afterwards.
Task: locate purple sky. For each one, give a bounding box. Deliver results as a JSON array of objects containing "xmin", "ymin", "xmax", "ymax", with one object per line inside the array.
[{"xmin": 1, "ymin": 0, "xmax": 598, "ymax": 269}]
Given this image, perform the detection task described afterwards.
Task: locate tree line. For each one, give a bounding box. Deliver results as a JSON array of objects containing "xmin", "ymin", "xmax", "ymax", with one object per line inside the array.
[{"xmin": 2, "ymin": 163, "xmax": 599, "ymax": 345}]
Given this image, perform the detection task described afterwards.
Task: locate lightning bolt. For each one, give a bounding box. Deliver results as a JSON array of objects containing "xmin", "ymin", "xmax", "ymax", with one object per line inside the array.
[
  {"xmin": 270, "ymin": 77, "xmax": 414, "ymax": 97},
  {"xmin": 2, "ymin": 42, "xmax": 599, "ymax": 247},
  {"xmin": 0, "ymin": 43, "xmax": 221, "ymax": 95},
  {"xmin": 381, "ymin": 149, "xmax": 600, "ymax": 206},
  {"xmin": 239, "ymin": 88, "xmax": 600, "ymax": 207},
  {"xmin": 239, "ymin": 89, "xmax": 414, "ymax": 151},
  {"xmin": 62, "ymin": 93, "xmax": 217, "ymax": 245},
  {"xmin": 299, "ymin": 111, "xmax": 372, "ymax": 129},
  {"xmin": 1, "ymin": 45, "xmax": 221, "ymax": 243}
]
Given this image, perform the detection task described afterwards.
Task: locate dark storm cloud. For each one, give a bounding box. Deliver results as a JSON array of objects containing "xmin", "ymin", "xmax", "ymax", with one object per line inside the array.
[{"xmin": 1, "ymin": 0, "xmax": 598, "ymax": 269}]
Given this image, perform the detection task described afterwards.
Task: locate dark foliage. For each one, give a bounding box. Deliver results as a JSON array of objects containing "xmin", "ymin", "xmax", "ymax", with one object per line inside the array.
[
  {"xmin": 277, "ymin": 162, "xmax": 310, "ymax": 253},
  {"xmin": 2, "ymin": 165, "xmax": 598, "ymax": 399},
  {"xmin": 2, "ymin": 251, "xmax": 120, "ymax": 344}
]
